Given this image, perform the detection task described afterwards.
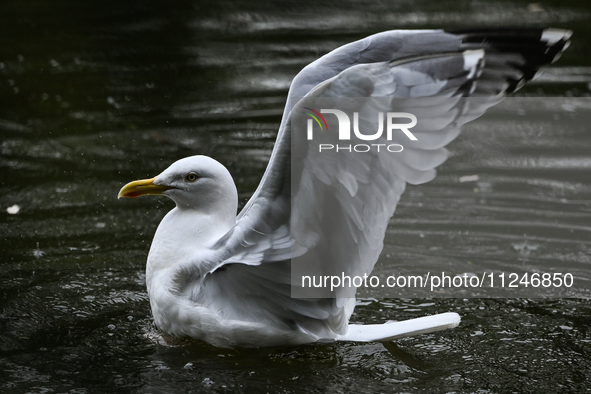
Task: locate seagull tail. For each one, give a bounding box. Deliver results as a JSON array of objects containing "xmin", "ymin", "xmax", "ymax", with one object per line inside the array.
[{"xmin": 336, "ymin": 312, "xmax": 461, "ymax": 342}]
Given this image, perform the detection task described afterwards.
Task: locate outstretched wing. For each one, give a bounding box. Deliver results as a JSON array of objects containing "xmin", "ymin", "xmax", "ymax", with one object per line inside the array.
[
  {"xmin": 181, "ymin": 28, "xmax": 571, "ymax": 338},
  {"xmin": 232, "ymin": 28, "xmax": 571, "ymax": 263}
]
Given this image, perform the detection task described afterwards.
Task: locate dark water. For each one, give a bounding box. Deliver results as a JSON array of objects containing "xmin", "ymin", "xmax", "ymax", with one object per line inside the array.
[{"xmin": 1, "ymin": 0, "xmax": 591, "ymax": 392}]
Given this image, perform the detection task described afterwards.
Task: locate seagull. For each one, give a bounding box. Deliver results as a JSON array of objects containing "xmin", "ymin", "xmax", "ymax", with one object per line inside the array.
[{"xmin": 118, "ymin": 28, "xmax": 571, "ymax": 348}]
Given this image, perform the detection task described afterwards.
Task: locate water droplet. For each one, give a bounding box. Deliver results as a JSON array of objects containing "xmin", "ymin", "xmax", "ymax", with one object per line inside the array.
[
  {"xmin": 6, "ymin": 204, "xmax": 20, "ymax": 214},
  {"xmin": 459, "ymin": 174, "xmax": 479, "ymax": 183}
]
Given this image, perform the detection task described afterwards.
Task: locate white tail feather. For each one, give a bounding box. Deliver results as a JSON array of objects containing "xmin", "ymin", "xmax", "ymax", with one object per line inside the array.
[{"xmin": 337, "ymin": 312, "xmax": 461, "ymax": 342}]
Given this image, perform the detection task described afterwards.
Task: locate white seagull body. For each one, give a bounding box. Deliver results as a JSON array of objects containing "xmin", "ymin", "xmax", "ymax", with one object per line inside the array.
[{"xmin": 118, "ymin": 28, "xmax": 571, "ymax": 348}]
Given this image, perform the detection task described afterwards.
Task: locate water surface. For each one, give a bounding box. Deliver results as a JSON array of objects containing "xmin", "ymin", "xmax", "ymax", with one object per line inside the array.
[{"xmin": 1, "ymin": 0, "xmax": 591, "ymax": 392}]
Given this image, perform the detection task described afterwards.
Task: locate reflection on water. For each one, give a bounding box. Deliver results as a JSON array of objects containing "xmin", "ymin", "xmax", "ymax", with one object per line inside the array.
[{"xmin": 1, "ymin": 0, "xmax": 591, "ymax": 392}]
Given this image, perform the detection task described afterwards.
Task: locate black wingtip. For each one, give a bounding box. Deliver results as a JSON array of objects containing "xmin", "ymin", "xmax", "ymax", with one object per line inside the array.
[{"xmin": 444, "ymin": 27, "xmax": 572, "ymax": 93}]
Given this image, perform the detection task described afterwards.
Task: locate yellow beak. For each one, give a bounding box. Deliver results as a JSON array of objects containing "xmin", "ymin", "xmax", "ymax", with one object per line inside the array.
[{"xmin": 117, "ymin": 177, "xmax": 173, "ymax": 199}]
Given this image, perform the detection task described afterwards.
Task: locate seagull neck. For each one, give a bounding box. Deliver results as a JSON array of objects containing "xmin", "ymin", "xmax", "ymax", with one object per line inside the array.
[
  {"xmin": 146, "ymin": 206, "xmax": 236, "ymax": 283},
  {"xmin": 173, "ymin": 196, "xmax": 237, "ymax": 227},
  {"xmin": 166, "ymin": 205, "xmax": 236, "ymax": 243}
]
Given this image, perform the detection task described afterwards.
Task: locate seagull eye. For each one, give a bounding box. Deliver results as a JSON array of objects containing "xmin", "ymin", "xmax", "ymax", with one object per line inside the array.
[{"xmin": 185, "ymin": 172, "xmax": 198, "ymax": 182}]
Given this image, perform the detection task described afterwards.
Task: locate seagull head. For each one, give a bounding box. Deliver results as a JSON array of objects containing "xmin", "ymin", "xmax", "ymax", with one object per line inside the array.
[{"xmin": 118, "ymin": 155, "xmax": 238, "ymax": 215}]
